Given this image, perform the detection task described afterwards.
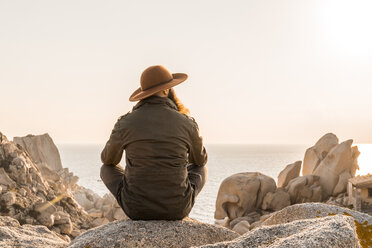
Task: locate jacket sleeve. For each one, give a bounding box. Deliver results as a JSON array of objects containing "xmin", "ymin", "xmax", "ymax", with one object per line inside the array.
[
  {"xmin": 101, "ymin": 120, "xmax": 124, "ymax": 166},
  {"xmin": 188, "ymin": 121, "xmax": 208, "ymax": 166}
]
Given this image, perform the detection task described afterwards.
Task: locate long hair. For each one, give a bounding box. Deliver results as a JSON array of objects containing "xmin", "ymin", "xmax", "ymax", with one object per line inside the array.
[{"xmin": 168, "ymin": 88, "xmax": 190, "ymax": 116}]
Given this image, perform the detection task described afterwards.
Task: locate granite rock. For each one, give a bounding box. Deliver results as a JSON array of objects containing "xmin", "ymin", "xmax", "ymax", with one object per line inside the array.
[
  {"xmin": 215, "ymin": 172, "xmax": 276, "ymax": 220},
  {"xmin": 277, "ymin": 161, "xmax": 301, "ymax": 188},
  {"xmin": 198, "ymin": 215, "xmax": 360, "ymax": 248},
  {"xmin": 0, "ymin": 216, "xmax": 68, "ymax": 248},
  {"xmin": 70, "ymin": 217, "xmax": 239, "ymax": 248}
]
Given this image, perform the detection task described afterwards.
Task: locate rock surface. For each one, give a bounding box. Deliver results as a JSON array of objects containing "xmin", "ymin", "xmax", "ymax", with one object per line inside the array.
[
  {"xmin": 197, "ymin": 215, "xmax": 361, "ymax": 248},
  {"xmin": 215, "ymin": 172, "xmax": 276, "ymax": 220},
  {"xmin": 261, "ymin": 202, "xmax": 372, "ymax": 227},
  {"xmin": 285, "ymin": 175, "xmax": 322, "ymax": 204},
  {"xmin": 302, "ymin": 133, "xmax": 339, "ymax": 175},
  {"xmin": 313, "ymin": 140, "xmax": 360, "ymax": 199},
  {"xmin": 0, "ymin": 216, "xmax": 68, "ymax": 248},
  {"xmin": 69, "ymin": 217, "xmax": 239, "ymax": 248},
  {"xmin": 0, "ymin": 132, "xmax": 93, "ymax": 239},
  {"xmin": 277, "ymin": 160, "xmax": 301, "ymax": 188},
  {"xmin": 261, "ymin": 188, "xmax": 291, "ymax": 211},
  {"xmin": 12, "ymin": 133, "xmax": 128, "ymax": 225},
  {"xmin": 14, "ymin": 134, "xmax": 63, "ymax": 171}
]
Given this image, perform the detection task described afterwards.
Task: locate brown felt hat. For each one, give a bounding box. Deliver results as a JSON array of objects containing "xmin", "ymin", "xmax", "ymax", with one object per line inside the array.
[{"xmin": 129, "ymin": 65, "xmax": 188, "ymax": 102}]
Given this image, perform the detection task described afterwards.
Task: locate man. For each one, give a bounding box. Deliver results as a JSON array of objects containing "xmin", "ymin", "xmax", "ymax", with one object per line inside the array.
[{"xmin": 100, "ymin": 65, "xmax": 208, "ymax": 220}]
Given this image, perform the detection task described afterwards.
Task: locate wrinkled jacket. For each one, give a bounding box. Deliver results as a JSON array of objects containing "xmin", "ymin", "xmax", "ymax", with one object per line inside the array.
[{"xmin": 101, "ymin": 95, "xmax": 208, "ymax": 220}]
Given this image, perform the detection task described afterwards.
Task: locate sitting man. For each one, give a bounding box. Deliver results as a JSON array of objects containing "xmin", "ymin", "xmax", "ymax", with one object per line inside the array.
[{"xmin": 100, "ymin": 65, "xmax": 208, "ymax": 220}]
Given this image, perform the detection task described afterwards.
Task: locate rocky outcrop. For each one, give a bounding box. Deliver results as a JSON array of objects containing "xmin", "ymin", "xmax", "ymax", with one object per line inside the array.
[
  {"xmin": 14, "ymin": 134, "xmax": 63, "ymax": 171},
  {"xmin": 260, "ymin": 202, "xmax": 372, "ymax": 227},
  {"xmin": 0, "ymin": 216, "xmax": 68, "ymax": 248},
  {"xmin": 313, "ymin": 140, "xmax": 360, "ymax": 199},
  {"xmin": 13, "ymin": 133, "xmax": 128, "ymax": 225},
  {"xmin": 277, "ymin": 160, "xmax": 301, "ymax": 188},
  {"xmin": 285, "ymin": 174, "xmax": 322, "ymax": 204},
  {"xmin": 205, "ymin": 203, "xmax": 371, "ymax": 248},
  {"xmin": 0, "ymin": 132, "xmax": 92, "ymax": 240},
  {"xmin": 198, "ymin": 215, "xmax": 361, "ymax": 248},
  {"xmin": 215, "ymin": 172, "xmax": 276, "ymax": 220},
  {"xmin": 302, "ymin": 133, "xmax": 339, "ymax": 175},
  {"xmin": 69, "ymin": 217, "xmax": 239, "ymax": 248},
  {"xmin": 214, "ymin": 133, "xmax": 361, "ymax": 235}
]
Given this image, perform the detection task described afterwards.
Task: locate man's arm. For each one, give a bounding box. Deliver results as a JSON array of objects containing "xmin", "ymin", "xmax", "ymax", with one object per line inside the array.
[
  {"xmin": 189, "ymin": 121, "xmax": 208, "ymax": 166},
  {"xmin": 101, "ymin": 120, "xmax": 124, "ymax": 166}
]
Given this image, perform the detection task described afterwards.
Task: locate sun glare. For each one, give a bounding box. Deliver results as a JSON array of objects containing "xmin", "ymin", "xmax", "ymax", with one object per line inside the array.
[
  {"xmin": 356, "ymin": 144, "xmax": 372, "ymax": 176},
  {"xmin": 323, "ymin": 0, "xmax": 372, "ymax": 57}
]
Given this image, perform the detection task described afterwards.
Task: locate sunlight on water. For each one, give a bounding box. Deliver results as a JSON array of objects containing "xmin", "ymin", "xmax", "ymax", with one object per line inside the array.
[{"xmin": 356, "ymin": 144, "xmax": 372, "ymax": 176}]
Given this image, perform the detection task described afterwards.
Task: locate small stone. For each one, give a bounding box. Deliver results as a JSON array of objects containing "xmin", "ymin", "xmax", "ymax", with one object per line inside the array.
[
  {"xmin": 58, "ymin": 221, "xmax": 73, "ymax": 235},
  {"xmin": 1, "ymin": 191, "xmax": 16, "ymax": 206},
  {"xmin": 18, "ymin": 188, "xmax": 27, "ymax": 196},
  {"xmin": 232, "ymin": 220, "xmax": 250, "ymax": 235},
  {"xmin": 70, "ymin": 229, "xmax": 82, "ymax": 238}
]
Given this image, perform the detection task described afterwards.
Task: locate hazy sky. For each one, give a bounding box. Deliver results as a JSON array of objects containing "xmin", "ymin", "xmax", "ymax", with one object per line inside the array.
[{"xmin": 1, "ymin": 0, "xmax": 372, "ymax": 144}]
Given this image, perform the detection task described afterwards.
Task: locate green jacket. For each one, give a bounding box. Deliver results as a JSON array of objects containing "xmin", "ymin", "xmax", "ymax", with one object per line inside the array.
[{"xmin": 101, "ymin": 95, "xmax": 208, "ymax": 220}]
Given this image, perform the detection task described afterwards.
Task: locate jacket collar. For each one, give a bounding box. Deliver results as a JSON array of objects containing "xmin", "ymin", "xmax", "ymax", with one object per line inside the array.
[{"xmin": 132, "ymin": 95, "xmax": 178, "ymax": 111}]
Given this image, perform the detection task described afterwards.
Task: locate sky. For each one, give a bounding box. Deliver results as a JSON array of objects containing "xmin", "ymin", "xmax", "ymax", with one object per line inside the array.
[{"xmin": 1, "ymin": 0, "xmax": 372, "ymax": 144}]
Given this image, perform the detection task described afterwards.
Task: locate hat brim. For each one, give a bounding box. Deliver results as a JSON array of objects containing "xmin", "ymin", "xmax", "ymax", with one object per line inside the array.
[{"xmin": 129, "ymin": 73, "xmax": 188, "ymax": 102}]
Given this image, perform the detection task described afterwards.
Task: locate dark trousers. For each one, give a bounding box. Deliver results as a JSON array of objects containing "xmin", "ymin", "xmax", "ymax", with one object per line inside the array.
[{"xmin": 100, "ymin": 163, "xmax": 207, "ymax": 213}]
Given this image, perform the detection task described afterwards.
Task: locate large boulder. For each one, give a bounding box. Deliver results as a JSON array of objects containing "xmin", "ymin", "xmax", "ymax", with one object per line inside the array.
[
  {"xmin": 302, "ymin": 133, "xmax": 339, "ymax": 175},
  {"xmin": 69, "ymin": 217, "xmax": 239, "ymax": 248},
  {"xmin": 13, "ymin": 133, "xmax": 63, "ymax": 171},
  {"xmin": 261, "ymin": 188, "xmax": 291, "ymax": 211},
  {"xmin": 200, "ymin": 203, "xmax": 371, "ymax": 248},
  {"xmin": 313, "ymin": 140, "xmax": 360, "ymax": 199},
  {"xmin": 215, "ymin": 172, "xmax": 276, "ymax": 220},
  {"xmin": 277, "ymin": 161, "xmax": 301, "ymax": 188},
  {"xmin": 260, "ymin": 202, "xmax": 372, "ymax": 227},
  {"xmin": 285, "ymin": 175, "xmax": 322, "ymax": 204},
  {"xmin": 197, "ymin": 215, "xmax": 361, "ymax": 248},
  {"xmin": 0, "ymin": 216, "xmax": 68, "ymax": 248}
]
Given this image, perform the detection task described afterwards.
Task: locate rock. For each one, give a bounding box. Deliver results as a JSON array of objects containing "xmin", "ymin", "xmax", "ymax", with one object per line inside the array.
[
  {"xmin": 113, "ymin": 207, "xmax": 127, "ymax": 220},
  {"xmin": 229, "ymin": 216, "xmax": 252, "ymax": 229},
  {"xmin": 261, "ymin": 202, "xmax": 372, "ymax": 227},
  {"xmin": 0, "ymin": 168, "xmax": 16, "ymax": 189},
  {"xmin": 18, "ymin": 188, "xmax": 27, "ymax": 196},
  {"xmin": 0, "ymin": 216, "xmax": 68, "ymax": 248},
  {"xmin": 231, "ymin": 220, "xmax": 250, "ymax": 235},
  {"xmin": 91, "ymin": 218, "xmax": 110, "ymax": 227},
  {"xmin": 54, "ymin": 211, "xmax": 70, "ymax": 225},
  {"xmin": 13, "ymin": 133, "xmax": 63, "ymax": 171},
  {"xmin": 277, "ymin": 160, "xmax": 301, "ymax": 188},
  {"xmin": 302, "ymin": 133, "xmax": 339, "ymax": 175},
  {"xmin": 0, "ymin": 132, "xmax": 94, "ymax": 236},
  {"xmin": 58, "ymin": 221, "xmax": 73, "ymax": 235},
  {"xmin": 87, "ymin": 208, "xmax": 102, "ymax": 218},
  {"xmin": 215, "ymin": 172, "xmax": 276, "ymax": 220},
  {"xmin": 70, "ymin": 229, "xmax": 82, "ymax": 238},
  {"xmin": 0, "ymin": 191, "xmax": 16, "ymax": 206},
  {"xmin": 313, "ymin": 140, "xmax": 360, "ymax": 199},
  {"xmin": 261, "ymin": 188, "xmax": 291, "ymax": 211},
  {"xmin": 198, "ymin": 215, "xmax": 360, "ymax": 248},
  {"xmin": 333, "ymin": 171, "xmax": 352, "ymax": 196},
  {"xmin": 72, "ymin": 189, "xmax": 95, "ymax": 211},
  {"xmin": 70, "ymin": 217, "xmax": 239, "ymax": 248},
  {"xmin": 285, "ymin": 175, "xmax": 322, "ymax": 204}
]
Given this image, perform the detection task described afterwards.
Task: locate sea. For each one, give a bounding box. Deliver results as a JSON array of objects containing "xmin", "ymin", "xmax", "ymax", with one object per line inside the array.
[{"xmin": 58, "ymin": 143, "xmax": 372, "ymax": 224}]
